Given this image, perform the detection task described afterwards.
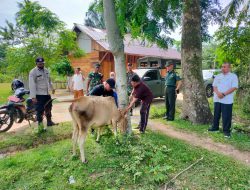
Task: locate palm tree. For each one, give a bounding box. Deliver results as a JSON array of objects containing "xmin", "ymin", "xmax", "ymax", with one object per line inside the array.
[{"xmin": 223, "ymin": 0, "xmax": 250, "ymax": 25}]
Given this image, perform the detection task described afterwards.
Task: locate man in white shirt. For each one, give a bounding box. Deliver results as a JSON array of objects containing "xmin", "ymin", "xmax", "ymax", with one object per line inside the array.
[
  {"xmin": 208, "ymin": 63, "xmax": 238, "ymax": 138},
  {"xmin": 72, "ymin": 68, "xmax": 85, "ymax": 98}
]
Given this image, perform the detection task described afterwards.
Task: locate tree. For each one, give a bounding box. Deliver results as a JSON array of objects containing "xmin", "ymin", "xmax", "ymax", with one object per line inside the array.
[
  {"xmin": 89, "ymin": 0, "xmax": 220, "ymax": 124},
  {"xmin": 52, "ymin": 58, "xmax": 74, "ymax": 77},
  {"xmin": 102, "ymin": 0, "xmax": 131, "ymax": 133},
  {"xmin": 0, "ymin": 0, "xmax": 84, "ymax": 79},
  {"xmin": 202, "ymin": 41, "xmax": 218, "ymax": 69},
  {"xmin": 223, "ymin": 0, "xmax": 249, "ymax": 25},
  {"xmin": 181, "ymin": 0, "xmax": 212, "ymax": 124},
  {"xmin": 84, "ymin": 1, "xmax": 105, "ymax": 29}
]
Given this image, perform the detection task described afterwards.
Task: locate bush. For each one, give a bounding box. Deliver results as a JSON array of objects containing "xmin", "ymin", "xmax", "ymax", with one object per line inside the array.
[
  {"xmin": 0, "ymin": 74, "xmax": 13, "ymax": 83},
  {"xmin": 101, "ymin": 134, "xmax": 172, "ymax": 184},
  {"xmin": 242, "ymin": 92, "xmax": 250, "ymax": 114}
]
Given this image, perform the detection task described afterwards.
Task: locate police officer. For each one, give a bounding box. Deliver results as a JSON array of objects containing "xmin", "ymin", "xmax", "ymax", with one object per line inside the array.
[
  {"xmin": 87, "ymin": 63, "xmax": 104, "ymax": 94},
  {"xmin": 163, "ymin": 62, "xmax": 182, "ymax": 121},
  {"xmin": 29, "ymin": 57, "xmax": 57, "ymax": 133},
  {"xmin": 126, "ymin": 63, "xmax": 136, "ymax": 115}
]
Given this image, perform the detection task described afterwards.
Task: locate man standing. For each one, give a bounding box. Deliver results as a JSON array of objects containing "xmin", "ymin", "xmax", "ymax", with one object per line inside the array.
[
  {"xmin": 126, "ymin": 63, "xmax": 136, "ymax": 115},
  {"xmin": 29, "ymin": 57, "xmax": 57, "ymax": 133},
  {"xmin": 208, "ymin": 62, "xmax": 238, "ymax": 138},
  {"xmin": 163, "ymin": 62, "xmax": 182, "ymax": 121},
  {"xmin": 125, "ymin": 75, "xmax": 153, "ymax": 133},
  {"xmin": 72, "ymin": 68, "xmax": 85, "ymax": 98},
  {"xmin": 89, "ymin": 78, "xmax": 118, "ymax": 107},
  {"xmin": 87, "ymin": 63, "xmax": 103, "ymax": 94}
]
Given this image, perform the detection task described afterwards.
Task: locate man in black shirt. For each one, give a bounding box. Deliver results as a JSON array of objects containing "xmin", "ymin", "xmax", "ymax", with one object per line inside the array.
[
  {"xmin": 125, "ymin": 75, "xmax": 153, "ymax": 133},
  {"xmin": 89, "ymin": 78, "xmax": 118, "ymax": 107}
]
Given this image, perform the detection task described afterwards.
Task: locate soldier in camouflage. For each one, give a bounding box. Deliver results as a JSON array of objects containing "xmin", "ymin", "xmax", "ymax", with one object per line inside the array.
[
  {"xmin": 126, "ymin": 63, "xmax": 136, "ymax": 115},
  {"xmin": 87, "ymin": 63, "xmax": 104, "ymax": 94}
]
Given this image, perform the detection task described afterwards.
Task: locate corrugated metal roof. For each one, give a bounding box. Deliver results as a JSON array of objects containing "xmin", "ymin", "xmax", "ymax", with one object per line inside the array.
[{"xmin": 73, "ymin": 23, "xmax": 181, "ymax": 60}]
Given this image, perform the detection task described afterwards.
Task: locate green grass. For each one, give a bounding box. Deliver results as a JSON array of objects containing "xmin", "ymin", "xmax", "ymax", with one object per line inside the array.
[
  {"xmin": 0, "ymin": 122, "xmax": 72, "ymax": 153},
  {"xmin": 150, "ymin": 105, "xmax": 250, "ymax": 151},
  {"xmin": 0, "ymin": 129, "xmax": 249, "ymax": 190},
  {"xmin": 0, "ymin": 83, "xmax": 11, "ymax": 105}
]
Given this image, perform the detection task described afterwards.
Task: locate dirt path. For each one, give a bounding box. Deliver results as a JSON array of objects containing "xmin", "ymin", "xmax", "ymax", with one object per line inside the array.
[
  {"xmin": 144, "ymin": 119, "xmax": 250, "ymax": 166},
  {"xmin": 7, "ymin": 93, "xmax": 250, "ymax": 166}
]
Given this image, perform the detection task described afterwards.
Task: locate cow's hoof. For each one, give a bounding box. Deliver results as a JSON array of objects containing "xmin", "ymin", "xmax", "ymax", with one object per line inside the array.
[
  {"xmin": 82, "ymin": 159, "xmax": 88, "ymax": 164},
  {"xmin": 96, "ymin": 140, "xmax": 100, "ymax": 143}
]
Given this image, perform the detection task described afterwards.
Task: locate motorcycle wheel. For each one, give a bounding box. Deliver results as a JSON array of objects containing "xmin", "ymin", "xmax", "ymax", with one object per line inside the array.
[{"xmin": 0, "ymin": 109, "xmax": 14, "ymax": 132}]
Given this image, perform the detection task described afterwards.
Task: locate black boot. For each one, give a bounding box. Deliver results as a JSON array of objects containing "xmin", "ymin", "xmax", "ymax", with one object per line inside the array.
[{"xmin": 47, "ymin": 119, "xmax": 58, "ymax": 127}]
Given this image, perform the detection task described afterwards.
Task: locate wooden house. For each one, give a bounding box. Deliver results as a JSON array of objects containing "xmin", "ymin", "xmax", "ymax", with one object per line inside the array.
[{"xmin": 70, "ymin": 23, "xmax": 181, "ymax": 80}]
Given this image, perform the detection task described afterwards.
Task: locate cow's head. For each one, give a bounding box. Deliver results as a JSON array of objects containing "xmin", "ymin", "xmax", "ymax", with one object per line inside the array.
[{"xmin": 117, "ymin": 109, "xmax": 128, "ymax": 133}]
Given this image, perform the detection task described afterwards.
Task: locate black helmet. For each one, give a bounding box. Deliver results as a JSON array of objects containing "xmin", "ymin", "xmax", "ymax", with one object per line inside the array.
[{"xmin": 11, "ymin": 79, "xmax": 24, "ymax": 91}]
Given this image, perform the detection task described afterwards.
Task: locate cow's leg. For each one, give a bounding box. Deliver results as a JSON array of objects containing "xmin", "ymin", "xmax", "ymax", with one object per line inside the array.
[
  {"xmin": 72, "ymin": 121, "xmax": 78, "ymax": 157},
  {"xmin": 112, "ymin": 119, "xmax": 118, "ymax": 137},
  {"xmin": 96, "ymin": 127, "xmax": 102, "ymax": 142},
  {"xmin": 78, "ymin": 130, "xmax": 87, "ymax": 163},
  {"xmin": 112, "ymin": 119, "xmax": 119, "ymax": 144}
]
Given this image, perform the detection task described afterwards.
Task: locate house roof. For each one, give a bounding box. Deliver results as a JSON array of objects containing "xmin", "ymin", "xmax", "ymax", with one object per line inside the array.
[{"xmin": 73, "ymin": 23, "xmax": 181, "ymax": 60}]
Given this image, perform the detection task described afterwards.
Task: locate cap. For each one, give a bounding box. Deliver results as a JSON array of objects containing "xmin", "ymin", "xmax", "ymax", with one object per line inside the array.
[
  {"xmin": 106, "ymin": 78, "xmax": 116, "ymax": 89},
  {"xmin": 95, "ymin": 63, "xmax": 101, "ymax": 68},
  {"xmin": 36, "ymin": 57, "xmax": 45, "ymax": 63},
  {"xmin": 165, "ymin": 62, "xmax": 174, "ymax": 67},
  {"xmin": 127, "ymin": 63, "xmax": 132, "ymax": 66}
]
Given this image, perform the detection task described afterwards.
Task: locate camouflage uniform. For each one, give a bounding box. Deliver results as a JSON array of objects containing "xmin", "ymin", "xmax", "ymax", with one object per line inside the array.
[
  {"xmin": 126, "ymin": 71, "xmax": 135, "ymax": 95},
  {"xmin": 88, "ymin": 72, "xmax": 103, "ymax": 91}
]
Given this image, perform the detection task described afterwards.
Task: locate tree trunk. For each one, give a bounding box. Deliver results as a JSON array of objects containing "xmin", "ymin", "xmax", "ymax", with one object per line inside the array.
[
  {"xmin": 181, "ymin": 0, "xmax": 213, "ymax": 124},
  {"xmin": 103, "ymin": 0, "xmax": 131, "ymax": 133}
]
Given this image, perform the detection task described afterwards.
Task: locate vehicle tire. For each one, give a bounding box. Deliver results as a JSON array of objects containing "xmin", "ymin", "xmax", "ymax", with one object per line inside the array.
[
  {"xmin": 0, "ymin": 109, "xmax": 14, "ymax": 132},
  {"xmin": 206, "ymin": 84, "xmax": 213, "ymax": 98}
]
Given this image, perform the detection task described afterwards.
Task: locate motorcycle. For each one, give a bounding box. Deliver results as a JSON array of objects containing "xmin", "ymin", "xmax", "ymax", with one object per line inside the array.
[{"xmin": 0, "ymin": 87, "xmax": 37, "ymax": 132}]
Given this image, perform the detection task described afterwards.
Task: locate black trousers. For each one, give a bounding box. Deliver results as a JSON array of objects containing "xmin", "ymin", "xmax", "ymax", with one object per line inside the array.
[
  {"xmin": 164, "ymin": 86, "xmax": 176, "ymax": 120},
  {"xmin": 139, "ymin": 102, "xmax": 151, "ymax": 132},
  {"xmin": 212, "ymin": 102, "xmax": 233, "ymax": 135},
  {"xmin": 36, "ymin": 95, "xmax": 53, "ymax": 123}
]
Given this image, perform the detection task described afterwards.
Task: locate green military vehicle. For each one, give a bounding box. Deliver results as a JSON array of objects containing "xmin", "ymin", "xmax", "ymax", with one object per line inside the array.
[
  {"xmin": 135, "ymin": 56, "xmax": 181, "ymax": 98},
  {"xmin": 133, "ymin": 68, "xmax": 165, "ymax": 98}
]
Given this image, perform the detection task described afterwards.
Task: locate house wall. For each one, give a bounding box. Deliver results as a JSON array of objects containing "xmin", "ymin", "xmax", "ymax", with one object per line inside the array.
[
  {"xmin": 77, "ymin": 33, "xmax": 92, "ymax": 53},
  {"xmin": 70, "ymin": 31, "xmax": 167, "ymax": 89}
]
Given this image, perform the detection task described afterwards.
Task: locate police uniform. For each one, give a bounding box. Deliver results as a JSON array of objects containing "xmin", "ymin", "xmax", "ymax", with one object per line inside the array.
[
  {"xmin": 88, "ymin": 72, "xmax": 103, "ymax": 91},
  {"xmin": 29, "ymin": 58, "xmax": 54, "ymax": 126},
  {"xmin": 164, "ymin": 64, "xmax": 181, "ymax": 120}
]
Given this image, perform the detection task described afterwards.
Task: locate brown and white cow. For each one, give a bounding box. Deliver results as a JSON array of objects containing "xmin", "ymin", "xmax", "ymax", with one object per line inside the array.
[{"xmin": 68, "ymin": 96, "xmax": 127, "ymax": 163}]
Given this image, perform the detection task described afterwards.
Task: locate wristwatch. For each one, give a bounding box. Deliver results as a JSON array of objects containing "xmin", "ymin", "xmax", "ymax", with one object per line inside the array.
[{"xmin": 222, "ymin": 93, "xmax": 226, "ymax": 97}]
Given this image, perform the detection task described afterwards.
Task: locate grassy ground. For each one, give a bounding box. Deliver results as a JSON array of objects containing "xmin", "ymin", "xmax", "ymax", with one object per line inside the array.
[
  {"xmin": 0, "ymin": 124, "xmax": 249, "ymax": 190},
  {"xmin": 0, "ymin": 122, "xmax": 72, "ymax": 153},
  {"xmin": 0, "ymin": 83, "xmax": 11, "ymax": 105},
  {"xmin": 150, "ymin": 105, "xmax": 250, "ymax": 151}
]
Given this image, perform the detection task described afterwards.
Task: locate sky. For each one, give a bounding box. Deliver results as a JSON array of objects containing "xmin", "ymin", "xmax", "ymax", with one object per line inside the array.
[{"xmin": 0, "ymin": 0, "xmax": 231, "ymax": 40}]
